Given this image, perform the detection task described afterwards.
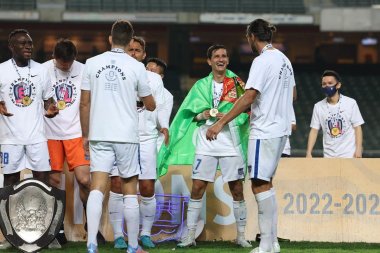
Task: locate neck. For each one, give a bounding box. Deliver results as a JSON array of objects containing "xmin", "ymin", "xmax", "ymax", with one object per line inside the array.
[
  {"xmin": 212, "ymin": 71, "xmax": 226, "ymax": 83},
  {"xmin": 13, "ymin": 56, "xmax": 29, "ymax": 67},
  {"xmin": 111, "ymin": 44, "xmax": 125, "ymax": 51},
  {"xmin": 327, "ymin": 92, "xmax": 340, "ymax": 104}
]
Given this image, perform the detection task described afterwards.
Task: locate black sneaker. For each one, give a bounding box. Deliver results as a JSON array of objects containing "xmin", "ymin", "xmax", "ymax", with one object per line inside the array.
[
  {"xmin": 56, "ymin": 225, "xmax": 68, "ymax": 245},
  {"xmin": 255, "ymin": 234, "xmax": 290, "ymax": 243}
]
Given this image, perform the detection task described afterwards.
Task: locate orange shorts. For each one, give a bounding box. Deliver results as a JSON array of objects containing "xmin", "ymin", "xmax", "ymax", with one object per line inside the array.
[{"xmin": 48, "ymin": 137, "xmax": 90, "ymax": 172}]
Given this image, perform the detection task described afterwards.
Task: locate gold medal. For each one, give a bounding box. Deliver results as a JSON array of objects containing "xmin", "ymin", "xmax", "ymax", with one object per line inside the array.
[
  {"xmin": 57, "ymin": 100, "xmax": 66, "ymax": 110},
  {"xmin": 22, "ymin": 96, "xmax": 31, "ymax": 106},
  {"xmin": 210, "ymin": 108, "xmax": 219, "ymax": 117},
  {"xmin": 331, "ymin": 127, "xmax": 340, "ymax": 136}
]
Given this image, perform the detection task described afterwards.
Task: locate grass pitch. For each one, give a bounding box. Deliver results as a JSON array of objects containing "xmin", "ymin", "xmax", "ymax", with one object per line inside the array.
[{"xmin": 2, "ymin": 241, "xmax": 380, "ymax": 253}]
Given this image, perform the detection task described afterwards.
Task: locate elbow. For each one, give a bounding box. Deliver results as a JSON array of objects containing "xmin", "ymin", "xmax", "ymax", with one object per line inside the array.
[{"xmin": 146, "ymin": 102, "xmax": 156, "ymax": 112}]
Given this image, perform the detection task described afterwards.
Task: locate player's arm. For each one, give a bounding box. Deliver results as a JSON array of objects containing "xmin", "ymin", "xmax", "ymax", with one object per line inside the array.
[
  {"xmin": 0, "ymin": 101, "xmax": 13, "ymax": 116},
  {"xmin": 44, "ymin": 97, "xmax": 59, "ymax": 118},
  {"xmin": 354, "ymin": 125, "xmax": 363, "ymax": 158},
  {"xmin": 306, "ymin": 128, "xmax": 318, "ymax": 158},
  {"xmin": 206, "ymin": 89, "xmax": 258, "ymax": 140},
  {"xmin": 80, "ymin": 90, "xmax": 91, "ymax": 139},
  {"xmin": 141, "ymin": 95, "xmax": 156, "ymax": 112}
]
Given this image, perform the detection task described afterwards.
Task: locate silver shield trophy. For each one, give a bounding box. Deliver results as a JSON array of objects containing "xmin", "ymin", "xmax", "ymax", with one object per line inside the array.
[{"xmin": 0, "ymin": 178, "xmax": 65, "ymax": 253}]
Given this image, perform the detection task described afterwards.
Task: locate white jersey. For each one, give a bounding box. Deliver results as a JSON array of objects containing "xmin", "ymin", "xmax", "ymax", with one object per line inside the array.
[
  {"xmin": 43, "ymin": 60, "xmax": 84, "ymax": 140},
  {"xmin": 310, "ymin": 94, "xmax": 364, "ymax": 158},
  {"xmin": 282, "ymin": 106, "xmax": 296, "ymax": 156},
  {"xmin": 195, "ymin": 81, "xmax": 239, "ymax": 156},
  {"xmin": 0, "ymin": 59, "xmax": 53, "ymax": 145},
  {"xmin": 138, "ymin": 70, "xmax": 165, "ymax": 142},
  {"xmin": 246, "ymin": 48, "xmax": 295, "ymax": 139},
  {"xmin": 82, "ymin": 50, "xmax": 151, "ymax": 143}
]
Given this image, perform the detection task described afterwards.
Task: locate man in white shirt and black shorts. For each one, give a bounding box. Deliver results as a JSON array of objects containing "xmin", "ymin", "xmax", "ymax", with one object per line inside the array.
[
  {"xmin": 80, "ymin": 20, "xmax": 155, "ymax": 253},
  {"xmin": 207, "ymin": 19, "xmax": 295, "ymax": 253}
]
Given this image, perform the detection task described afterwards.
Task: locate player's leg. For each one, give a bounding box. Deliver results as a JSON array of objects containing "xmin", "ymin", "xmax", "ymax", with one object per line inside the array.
[{"xmin": 138, "ymin": 139, "xmax": 157, "ymax": 248}]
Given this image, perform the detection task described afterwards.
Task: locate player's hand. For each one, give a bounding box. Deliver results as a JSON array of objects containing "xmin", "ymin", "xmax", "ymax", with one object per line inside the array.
[
  {"xmin": 206, "ymin": 121, "xmax": 223, "ymax": 141},
  {"xmin": 45, "ymin": 103, "xmax": 59, "ymax": 118},
  {"xmin": 216, "ymin": 112, "xmax": 225, "ymax": 119},
  {"xmin": 203, "ymin": 110, "xmax": 211, "ymax": 120},
  {"xmin": 82, "ymin": 137, "xmax": 90, "ymax": 159},
  {"xmin": 160, "ymin": 128, "xmax": 170, "ymax": 146},
  {"xmin": 0, "ymin": 101, "xmax": 13, "ymax": 117},
  {"xmin": 354, "ymin": 149, "xmax": 362, "ymax": 158}
]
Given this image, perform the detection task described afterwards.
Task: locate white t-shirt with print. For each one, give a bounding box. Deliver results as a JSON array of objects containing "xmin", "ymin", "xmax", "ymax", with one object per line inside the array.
[
  {"xmin": 81, "ymin": 51, "xmax": 151, "ymax": 143},
  {"xmin": 138, "ymin": 70, "xmax": 165, "ymax": 142},
  {"xmin": 246, "ymin": 48, "xmax": 295, "ymax": 139},
  {"xmin": 43, "ymin": 60, "xmax": 84, "ymax": 140},
  {"xmin": 196, "ymin": 80, "xmax": 239, "ymax": 156},
  {"xmin": 310, "ymin": 94, "xmax": 364, "ymax": 158},
  {"xmin": 0, "ymin": 59, "xmax": 53, "ymax": 144}
]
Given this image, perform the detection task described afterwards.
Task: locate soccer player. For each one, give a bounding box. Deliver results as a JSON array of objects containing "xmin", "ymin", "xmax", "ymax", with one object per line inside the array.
[
  {"xmin": 0, "ymin": 29, "xmax": 58, "ymax": 248},
  {"xmin": 162, "ymin": 44, "xmax": 251, "ymax": 248},
  {"xmin": 81, "ymin": 20, "xmax": 155, "ymax": 253},
  {"xmin": 146, "ymin": 57, "xmax": 173, "ymax": 149},
  {"xmin": 206, "ymin": 19, "xmax": 295, "ymax": 253},
  {"xmin": 108, "ymin": 36, "xmax": 166, "ymax": 250},
  {"xmin": 43, "ymin": 38, "xmax": 106, "ymax": 246},
  {"xmin": 306, "ymin": 70, "xmax": 364, "ymax": 158}
]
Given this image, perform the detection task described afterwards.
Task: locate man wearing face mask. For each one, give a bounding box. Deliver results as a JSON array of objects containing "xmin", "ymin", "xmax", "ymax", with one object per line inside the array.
[{"xmin": 306, "ymin": 70, "xmax": 364, "ymax": 158}]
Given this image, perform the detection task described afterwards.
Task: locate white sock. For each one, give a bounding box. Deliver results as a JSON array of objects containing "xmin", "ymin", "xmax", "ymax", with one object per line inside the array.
[
  {"xmin": 271, "ymin": 188, "xmax": 278, "ymax": 243},
  {"xmin": 123, "ymin": 195, "xmax": 139, "ymax": 248},
  {"xmin": 233, "ymin": 200, "xmax": 247, "ymax": 239},
  {"xmin": 140, "ymin": 195, "xmax": 156, "ymax": 237},
  {"xmin": 187, "ymin": 198, "xmax": 202, "ymax": 237},
  {"xmin": 255, "ymin": 190, "xmax": 274, "ymax": 252},
  {"xmin": 109, "ymin": 191, "xmax": 124, "ymax": 239},
  {"xmin": 86, "ymin": 190, "xmax": 104, "ymax": 247}
]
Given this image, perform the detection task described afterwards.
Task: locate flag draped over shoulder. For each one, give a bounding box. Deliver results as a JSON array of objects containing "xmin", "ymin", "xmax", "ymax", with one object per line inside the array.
[{"xmin": 157, "ymin": 69, "xmax": 249, "ymax": 177}]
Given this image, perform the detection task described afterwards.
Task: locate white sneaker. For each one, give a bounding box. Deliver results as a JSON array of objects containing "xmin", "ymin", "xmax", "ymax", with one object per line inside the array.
[
  {"xmin": 236, "ymin": 237, "xmax": 252, "ymax": 248},
  {"xmin": 177, "ymin": 236, "xmax": 196, "ymax": 248},
  {"xmin": 273, "ymin": 242, "xmax": 280, "ymax": 253},
  {"xmin": 250, "ymin": 246, "xmax": 274, "ymax": 253}
]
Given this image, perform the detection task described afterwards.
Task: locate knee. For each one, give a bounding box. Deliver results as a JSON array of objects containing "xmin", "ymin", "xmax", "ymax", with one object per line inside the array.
[
  {"xmin": 139, "ymin": 181, "xmax": 154, "ymax": 197},
  {"xmin": 77, "ymin": 175, "xmax": 91, "ymax": 189},
  {"xmin": 110, "ymin": 177, "xmax": 122, "ymax": 194},
  {"xmin": 49, "ymin": 173, "xmax": 61, "ymax": 188}
]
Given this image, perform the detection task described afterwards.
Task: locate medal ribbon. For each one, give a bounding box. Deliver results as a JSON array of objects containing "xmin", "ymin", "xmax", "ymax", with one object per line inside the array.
[{"xmin": 12, "ymin": 58, "xmax": 31, "ymax": 95}]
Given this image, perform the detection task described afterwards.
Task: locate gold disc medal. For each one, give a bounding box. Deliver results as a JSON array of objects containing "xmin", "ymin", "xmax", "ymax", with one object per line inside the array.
[{"xmin": 57, "ymin": 100, "xmax": 66, "ymax": 110}]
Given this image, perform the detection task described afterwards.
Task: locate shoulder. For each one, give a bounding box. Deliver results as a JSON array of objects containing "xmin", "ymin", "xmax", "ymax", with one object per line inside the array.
[
  {"xmin": 341, "ymin": 94, "xmax": 357, "ymax": 104},
  {"xmin": 30, "ymin": 60, "xmax": 47, "ymax": 73},
  {"xmin": 314, "ymin": 99, "xmax": 326, "ymax": 110},
  {"xmin": 41, "ymin": 59, "xmax": 53, "ymax": 68}
]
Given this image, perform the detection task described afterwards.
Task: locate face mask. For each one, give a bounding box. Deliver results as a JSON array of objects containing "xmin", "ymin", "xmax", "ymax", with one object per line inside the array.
[{"xmin": 321, "ymin": 84, "xmax": 338, "ymax": 97}]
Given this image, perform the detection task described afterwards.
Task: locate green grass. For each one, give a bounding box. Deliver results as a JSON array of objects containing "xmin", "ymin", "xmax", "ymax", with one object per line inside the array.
[{"xmin": 2, "ymin": 241, "xmax": 380, "ymax": 252}]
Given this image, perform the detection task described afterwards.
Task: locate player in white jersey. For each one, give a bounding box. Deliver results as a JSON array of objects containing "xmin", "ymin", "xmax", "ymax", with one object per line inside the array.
[
  {"xmin": 0, "ymin": 29, "xmax": 58, "ymax": 248},
  {"xmin": 306, "ymin": 70, "xmax": 364, "ymax": 158},
  {"xmin": 0, "ymin": 29, "xmax": 58, "ymax": 185},
  {"xmin": 43, "ymin": 39, "xmax": 106, "ymax": 247},
  {"xmin": 207, "ymin": 19, "xmax": 295, "ymax": 253},
  {"xmin": 81, "ymin": 20, "xmax": 155, "ymax": 253},
  {"xmin": 146, "ymin": 57, "xmax": 174, "ymax": 150},
  {"xmin": 108, "ymin": 36, "xmax": 166, "ymax": 249},
  {"xmin": 282, "ymin": 106, "xmax": 296, "ymax": 157},
  {"xmin": 177, "ymin": 44, "xmax": 251, "ymax": 249}
]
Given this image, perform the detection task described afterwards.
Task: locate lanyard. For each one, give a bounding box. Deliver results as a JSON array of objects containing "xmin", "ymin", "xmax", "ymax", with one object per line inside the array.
[{"xmin": 12, "ymin": 58, "xmax": 31, "ymax": 93}]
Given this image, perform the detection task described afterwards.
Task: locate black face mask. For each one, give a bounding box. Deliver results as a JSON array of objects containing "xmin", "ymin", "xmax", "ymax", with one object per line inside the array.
[{"xmin": 321, "ymin": 83, "xmax": 338, "ymax": 97}]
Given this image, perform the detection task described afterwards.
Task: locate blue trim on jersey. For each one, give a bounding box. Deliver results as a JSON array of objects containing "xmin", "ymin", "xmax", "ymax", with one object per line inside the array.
[{"xmin": 254, "ymin": 139, "xmax": 260, "ymax": 178}]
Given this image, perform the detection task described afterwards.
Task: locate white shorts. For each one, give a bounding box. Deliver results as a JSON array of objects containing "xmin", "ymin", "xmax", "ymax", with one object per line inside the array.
[
  {"xmin": 247, "ymin": 136, "xmax": 287, "ymax": 182},
  {"xmin": 138, "ymin": 138, "xmax": 157, "ymax": 180},
  {"xmin": 90, "ymin": 141, "xmax": 139, "ymax": 179},
  {"xmin": 192, "ymin": 154, "xmax": 245, "ymax": 183},
  {"xmin": 1, "ymin": 143, "xmax": 51, "ymax": 174}
]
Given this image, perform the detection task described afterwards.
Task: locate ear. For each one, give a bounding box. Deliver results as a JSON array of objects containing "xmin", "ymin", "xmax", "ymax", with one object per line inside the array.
[
  {"xmin": 108, "ymin": 35, "xmax": 112, "ymax": 45},
  {"xmin": 207, "ymin": 58, "xmax": 211, "ymax": 66},
  {"xmin": 142, "ymin": 51, "xmax": 146, "ymax": 60},
  {"xmin": 337, "ymin": 82, "xmax": 342, "ymax": 89}
]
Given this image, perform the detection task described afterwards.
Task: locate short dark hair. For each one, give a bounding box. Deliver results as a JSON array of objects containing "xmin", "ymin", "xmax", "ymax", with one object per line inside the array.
[
  {"xmin": 207, "ymin": 44, "xmax": 227, "ymax": 59},
  {"xmin": 131, "ymin": 36, "xmax": 146, "ymax": 51},
  {"xmin": 322, "ymin": 70, "xmax": 341, "ymax": 83},
  {"xmin": 8, "ymin": 29, "xmax": 29, "ymax": 43},
  {"xmin": 246, "ymin": 19, "xmax": 276, "ymax": 43},
  {"xmin": 146, "ymin": 57, "xmax": 167, "ymax": 73},
  {"xmin": 53, "ymin": 38, "xmax": 77, "ymax": 61},
  {"xmin": 111, "ymin": 20, "xmax": 134, "ymax": 46}
]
